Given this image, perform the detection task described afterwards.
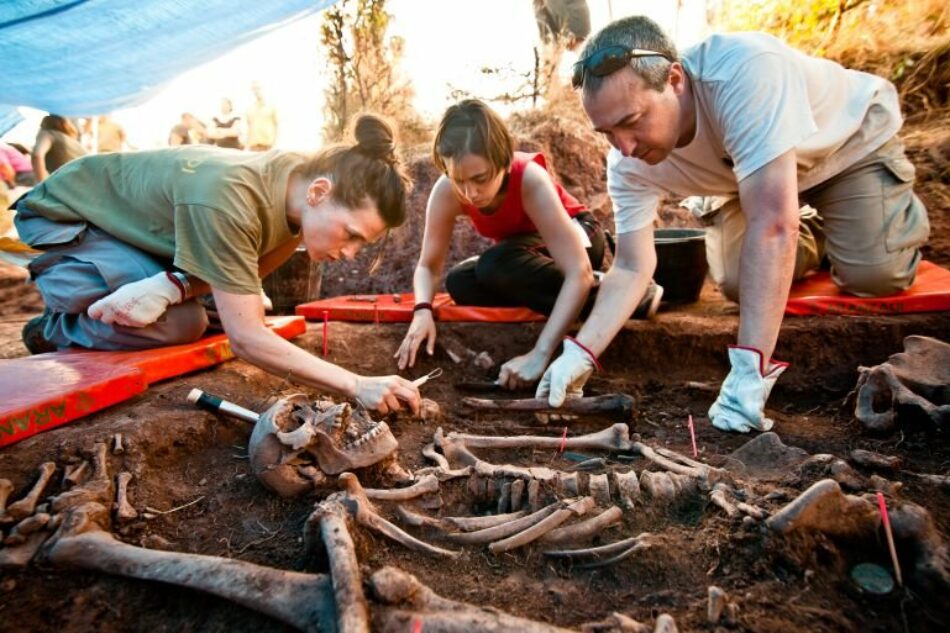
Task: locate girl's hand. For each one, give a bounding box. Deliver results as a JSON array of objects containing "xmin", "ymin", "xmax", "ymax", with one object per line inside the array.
[
  {"xmin": 394, "ymin": 310, "xmax": 437, "ymax": 370},
  {"xmin": 497, "ymin": 349, "xmax": 550, "ymax": 390}
]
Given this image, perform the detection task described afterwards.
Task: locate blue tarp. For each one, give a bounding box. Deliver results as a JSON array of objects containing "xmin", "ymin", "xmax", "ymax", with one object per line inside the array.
[{"xmin": 0, "ymin": 0, "xmax": 337, "ymax": 135}]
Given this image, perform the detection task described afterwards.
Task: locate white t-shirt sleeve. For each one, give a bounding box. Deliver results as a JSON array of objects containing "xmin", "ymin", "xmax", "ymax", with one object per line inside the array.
[
  {"xmin": 713, "ymin": 52, "xmax": 818, "ymax": 182},
  {"xmin": 607, "ymin": 149, "xmax": 663, "ymax": 234}
]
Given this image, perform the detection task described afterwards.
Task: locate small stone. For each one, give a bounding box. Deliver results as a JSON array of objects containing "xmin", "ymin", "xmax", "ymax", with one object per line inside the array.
[
  {"xmin": 0, "ymin": 578, "xmax": 16, "ymax": 592},
  {"xmin": 198, "ymin": 478, "xmax": 208, "ymax": 486}
]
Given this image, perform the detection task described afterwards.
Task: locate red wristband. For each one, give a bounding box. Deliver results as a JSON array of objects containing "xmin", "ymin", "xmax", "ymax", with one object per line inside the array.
[
  {"xmin": 413, "ymin": 302, "xmax": 433, "ymax": 313},
  {"xmin": 165, "ymin": 271, "xmax": 186, "ymax": 302},
  {"xmin": 565, "ymin": 336, "xmax": 603, "ymax": 371}
]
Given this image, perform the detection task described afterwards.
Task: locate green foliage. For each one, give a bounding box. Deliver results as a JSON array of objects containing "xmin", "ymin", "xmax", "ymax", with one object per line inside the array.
[{"xmin": 320, "ymin": 0, "xmax": 427, "ymax": 145}]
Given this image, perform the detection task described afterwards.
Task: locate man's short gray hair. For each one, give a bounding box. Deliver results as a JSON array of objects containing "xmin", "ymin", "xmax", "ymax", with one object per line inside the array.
[{"xmin": 578, "ymin": 15, "xmax": 678, "ymax": 96}]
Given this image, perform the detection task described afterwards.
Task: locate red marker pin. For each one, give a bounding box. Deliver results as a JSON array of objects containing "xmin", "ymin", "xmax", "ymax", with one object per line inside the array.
[
  {"xmin": 322, "ymin": 310, "xmax": 329, "ymax": 357},
  {"xmin": 411, "ymin": 618, "xmax": 423, "ymax": 633},
  {"xmin": 687, "ymin": 414, "xmax": 698, "ymax": 458},
  {"xmin": 558, "ymin": 426, "xmax": 568, "ymax": 453},
  {"xmin": 876, "ymin": 491, "xmax": 903, "ymax": 587}
]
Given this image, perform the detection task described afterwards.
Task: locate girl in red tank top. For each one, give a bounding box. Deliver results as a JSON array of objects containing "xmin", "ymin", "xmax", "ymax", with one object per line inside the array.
[{"xmin": 395, "ymin": 99, "xmax": 606, "ymax": 390}]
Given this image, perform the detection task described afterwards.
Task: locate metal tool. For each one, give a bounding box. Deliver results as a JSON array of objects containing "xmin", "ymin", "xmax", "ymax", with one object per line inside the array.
[{"xmin": 412, "ymin": 367, "xmax": 443, "ymax": 387}]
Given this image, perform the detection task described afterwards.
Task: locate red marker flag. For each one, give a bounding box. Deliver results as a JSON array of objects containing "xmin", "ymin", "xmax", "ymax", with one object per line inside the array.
[
  {"xmin": 322, "ymin": 310, "xmax": 329, "ymax": 357},
  {"xmin": 558, "ymin": 426, "xmax": 568, "ymax": 453},
  {"xmin": 687, "ymin": 414, "xmax": 698, "ymax": 458},
  {"xmin": 876, "ymin": 491, "xmax": 903, "ymax": 587}
]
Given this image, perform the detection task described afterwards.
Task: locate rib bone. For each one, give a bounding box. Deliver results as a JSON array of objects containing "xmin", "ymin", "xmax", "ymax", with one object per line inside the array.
[
  {"xmin": 489, "ymin": 496, "xmax": 595, "ymax": 554},
  {"xmin": 539, "ymin": 505, "xmax": 623, "ymax": 545},
  {"xmin": 362, "ymin": 474, "xmax": 439, "ymax": 501},
  {"xmin": 447, "ymin": 502, "xmax": 561, "ymax": 545},
  {"xmin": 442, "ymin": 509, "xmax": 529, "ymax": 532}
]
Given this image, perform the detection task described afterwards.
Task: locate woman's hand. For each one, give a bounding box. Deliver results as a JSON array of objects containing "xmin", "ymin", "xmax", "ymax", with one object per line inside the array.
[
  {"xmin": 354, "ymin": 375, "xmax": 421, "ymax": 416},
  {"xmin": 394, "ymin": 310, "xmax": 437, "ymax": 370},
  {"xmin": 497, "ymin": 348, "xmax": 551, "ymax": 390}
]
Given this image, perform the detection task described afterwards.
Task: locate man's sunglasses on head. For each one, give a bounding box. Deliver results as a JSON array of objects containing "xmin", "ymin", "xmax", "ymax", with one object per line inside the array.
[{"xmin": 572, "ymin": 45, "xmax": 671, "ymax": 89}]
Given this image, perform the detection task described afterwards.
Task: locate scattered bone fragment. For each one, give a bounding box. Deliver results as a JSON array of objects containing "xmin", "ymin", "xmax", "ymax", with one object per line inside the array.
[
  {"xmin": 112, "ymin": 433, "xmax": 125, "ymax": 455},
  {"xmin": 799, "ymin": 454, "xmax": 867, "ymax": 491},
  {"xmin": 652, "ymin": 614, "xmax": 679, "ymax": 633},
  {"xmin": 497, "ymin": 481, "xmax": 512, "ymax": 514},
  {"xmin": 707, "ymin": 586, "xmax": 728, "ymax": 624},
  {"xmin": 4, "ymin": 512, "xmax": 50, "ymax": 546},
  {"xmin": 736, "ymin": 502, "xmax": 767, "ymax": 520},
  {"xmin": 868, "ymin": 475, "xmax": 902, "ymax": 496},
  {"xmin": 489, "ymin": 496, "xmax": 595, "ymax": 554},
  {"xmin": 361, "ymin": 474, "xmax": 439, "ymax": 502},
  {"xmin": 419, "ymin": 398, "xmax": 442, "ymax": 423},
  {"xmin": 114, "ymin": 472, "xmax": 138, "ymax": 522},
  {"xmin": 540, "ymin": 506, "xmax": 623, "ymax": 545},
  {"xmin": 766, "ymin": 480, "xmax": 878, "ymax": 537},
  {"xmin": 447, "ymin": 502, "xmax": 562, "ymax": 545},
  {"xmin": 849, "ymin": 449, "xmax": 902, "ymax": 472},
  {"xmin": 510, "ymin": 478, "xmax": 526, "ymax": 511},
  {"xmin": 580, "ymin": 611, "xmax": 651, "ymax": 633},
  {"xmin": 5, "ymin": 462, "xmax": 56, "ymax": 522},
  {"xmin": 62, "ymin": 461, "xmax": 89, "ymax": 489},
  {"xmin": 461, "ymin": 393, "xmax": 636, "ymax": 422},
  {"xmin": 611, "ymin": 470, "xmax": 640, "ymax": 509},
  {"xmin": 589, "ymin": 473, "xmax": 611, "ymax": 506},
  {"xmin": 369, "ymin": 565, "xmax": 575, "ymax": 633},
  {"xmin": 0, "ymin": 479, "xmax": 13, "ymax": 518}
]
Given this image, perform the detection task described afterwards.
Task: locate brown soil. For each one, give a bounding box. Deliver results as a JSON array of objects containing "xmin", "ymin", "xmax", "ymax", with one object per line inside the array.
[{"xmin": 0, "ymin": 116, "xmax": 948, "ymax": 633}]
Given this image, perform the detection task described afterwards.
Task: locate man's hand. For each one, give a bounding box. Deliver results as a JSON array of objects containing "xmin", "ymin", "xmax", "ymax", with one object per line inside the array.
[
  {"xmin": 535, "ymin": 338, "xmax": 599, "ymax": 407},
  {"xmin": 354, "ymin": 375, "xmax": 421, "ymax": 416},
  {"xmin": 87, "ymin": 272, "xmax": 183, "ymax": 327},
  {"xmin": 709, "ymin": 346, "xmax": 788, "ymax": 433},
  {"xmin": 394, "ymin": 310, "xmax": 436, "ymax": 370},
  {"xmin": 498, "ymin": 349, "xmax": 550, "ymax": 390}
]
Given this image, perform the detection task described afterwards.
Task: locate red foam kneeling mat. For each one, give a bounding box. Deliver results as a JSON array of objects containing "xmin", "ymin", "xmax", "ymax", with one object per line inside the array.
[
  {"xmin": 0, "ymin": 316, "xmax": 306, "ymax": 448},
  {"xmin": 786, "ymin": 261, "xmax": 950, "ymax": 316},
  {"xmin": 296, "ymin": 292, "xmax": 545, "ymax": 323}
]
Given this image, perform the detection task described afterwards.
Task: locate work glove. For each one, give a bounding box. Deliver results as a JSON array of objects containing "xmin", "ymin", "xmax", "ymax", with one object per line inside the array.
[
  {"xmin": 536, "ymin": 337, "xmax": 600, "ymax": 407},
  {"xmin": 88, "ymin": 271, "xmax": 184, "ymax": 328},
  {"xmin": 709, "ymin": 346, "xmax": 788, "ymax": 433}
]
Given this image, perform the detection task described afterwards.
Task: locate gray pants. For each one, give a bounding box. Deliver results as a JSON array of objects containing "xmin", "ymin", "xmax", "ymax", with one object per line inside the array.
[
  {"xmin": 704, "ymin": 136, "xmax": 931, "ymax": 301},
  {"xmin": 16, "ymin": 210, "xmax": 208, "ymax": 350}
]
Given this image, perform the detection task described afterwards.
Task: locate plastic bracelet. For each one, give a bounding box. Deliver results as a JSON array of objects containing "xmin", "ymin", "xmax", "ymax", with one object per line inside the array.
[
  {"xmin": 564, "ymin": 336, "xmax": 603, "ymax": 372},
  {"xmin": 413, "ymin": 302, "xmax": 433, "ymax": 312}
]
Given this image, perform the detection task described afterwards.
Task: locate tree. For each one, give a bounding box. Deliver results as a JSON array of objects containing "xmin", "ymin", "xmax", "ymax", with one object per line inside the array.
[{"xmin": 320, "ymin": 0, "xmax": 427, "ymax": 144}]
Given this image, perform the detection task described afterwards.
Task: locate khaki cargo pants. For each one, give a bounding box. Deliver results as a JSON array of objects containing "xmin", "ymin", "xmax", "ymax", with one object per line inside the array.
[{"xmin": 703, "ymin": 136, "xmax": 931, "ymax": 301}]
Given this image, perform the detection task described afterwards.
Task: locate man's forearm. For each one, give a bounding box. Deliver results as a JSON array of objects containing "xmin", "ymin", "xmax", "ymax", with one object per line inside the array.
[
  {"xmin": 575, "ymin": 266, "xmax": 650, "ymax": 356},
  {"xmin": 736, "ymin": 221, "xmax": 798, "ymax": 360},
  {"xmin": 229, "ymin": 325, "xmax": 359, "ymax": 397}
]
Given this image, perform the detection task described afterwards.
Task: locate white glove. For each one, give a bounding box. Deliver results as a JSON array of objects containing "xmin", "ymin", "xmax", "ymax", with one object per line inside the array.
[
  {"xmin": 87, "ymin": 272, "xmax": 184, "ymax": 328},
  {"xmin": 709, "ymin": 346, "xmax": 788, "ymax": 433},
  {"xmin": 536, "ymin": 338, "xmax": 599, "ymax": 407}
]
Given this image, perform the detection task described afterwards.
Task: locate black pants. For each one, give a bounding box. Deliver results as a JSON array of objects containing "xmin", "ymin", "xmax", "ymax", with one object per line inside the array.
[{"xmin": 445, "ymin": 212, "xmax": 606, "ymax": 316}]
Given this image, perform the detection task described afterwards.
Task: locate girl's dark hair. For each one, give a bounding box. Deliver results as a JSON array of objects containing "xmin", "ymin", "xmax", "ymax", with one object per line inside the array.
[
  {"xmin": 432, "ymin": 99, "xmax": 513, "ymax": 176},
  {"xmin": 295, "ymin": 114, "xmax": 411, "ymax": 228},
  {"xmin": 40, "ymin": 115, "xmax": 78, "ymax": 138}
]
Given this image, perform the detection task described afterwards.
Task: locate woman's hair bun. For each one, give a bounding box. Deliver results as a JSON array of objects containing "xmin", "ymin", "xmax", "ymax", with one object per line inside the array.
[{"xmin": 353, "ymin": 114, "xmax": 397, "ymax": 164}]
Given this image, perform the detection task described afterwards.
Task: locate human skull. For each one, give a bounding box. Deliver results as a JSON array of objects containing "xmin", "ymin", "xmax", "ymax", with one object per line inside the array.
[{"xmin": 249, "ymin": 395, "xmax": 400, "ymax": 497}]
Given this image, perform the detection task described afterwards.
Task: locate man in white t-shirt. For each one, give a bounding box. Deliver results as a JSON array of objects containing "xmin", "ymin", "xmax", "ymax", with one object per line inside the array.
[{"xmin": 536, "ymin": 15, "xmax": 930, "ymax": 433}]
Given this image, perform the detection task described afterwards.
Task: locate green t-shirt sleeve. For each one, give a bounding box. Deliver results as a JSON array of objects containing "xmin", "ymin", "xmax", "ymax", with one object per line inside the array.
[{"xmin": 173, "ymin": 204, "xmax": 262, "ymax": 295}]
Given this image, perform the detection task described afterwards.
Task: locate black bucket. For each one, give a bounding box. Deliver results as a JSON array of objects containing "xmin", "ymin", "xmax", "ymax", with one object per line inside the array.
[
  {"xmin": 654, "ymin": 228, "xmax": 708, "ymax": 304},
  {"xmin": 262, "ymin": 247, "xmax": 322, "ymax": 315}
]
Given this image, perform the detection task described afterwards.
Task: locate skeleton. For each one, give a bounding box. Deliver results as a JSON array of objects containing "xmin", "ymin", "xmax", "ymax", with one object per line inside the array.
[
  {"xmin": 248, "ymin": 395, "xmax": 409, "ymax": 498},
  {"xmin": 851, "ymin": 335, "xmax": 950, "ymax": 433}
]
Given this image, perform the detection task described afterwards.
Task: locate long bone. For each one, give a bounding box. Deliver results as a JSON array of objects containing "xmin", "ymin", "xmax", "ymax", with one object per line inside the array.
[
  {"xmin": 447, "ymin": 423, "xmax": 632, "ymax": 452},
  {"xmin": 335, "ymin": 473, "xmax": 459, "ymax": 558},
  {"xmin": 489, "ymin": 496, "xmax": 595, "ymax": 554},
  {"xmin": 114, "ymin": 471, "xmax": 138, "ymax": 522},
  {"xmin": 369, "ymin": 566, "xmax": 577, "ymax": 633},
  {"xmin": 461, "ymin": 393, "xmax": 636, "ymax": 422},
  {"xmin": 539, "ymin": 505, "xmax": 623, "ymax": 545},
  {"xmin": 4, "ymin": 461, "xmax": 57, "ymax": 522},
  {"xmin": 309, "ymin": 500, "xmax": 371, "ymax": 633},
  {"xmin": 43, "ymin": 501, "xmax": 341, "ymax": 633},
  {"xmin": 543, "ymin": 532, "xmax": 657, "ymax": 562}
]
